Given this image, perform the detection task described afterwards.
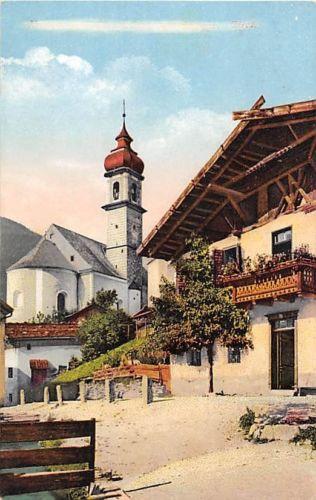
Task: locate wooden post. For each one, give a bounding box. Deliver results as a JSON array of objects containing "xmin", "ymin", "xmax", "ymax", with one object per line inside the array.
[
  {"xmin": 56, "ymin": 385, "xmax": 63, "ymax": 405},
  {"xmin": 142, "ymin": 376, "xmax": 153, "ymax": 405},
  {"xmin": 79, "ymin": 381, "xmax": 86, "ymax": 403},
  {"xmin": 43, "ymin": 386, "xmax": 50, "ymax": 404},
  {"xmin": 19, "ymin": 389, "xmax": 25, "ymax": 405},
  {"xmin": 104, "ymin": 379, "xmax": 115, "ymax": 403}
]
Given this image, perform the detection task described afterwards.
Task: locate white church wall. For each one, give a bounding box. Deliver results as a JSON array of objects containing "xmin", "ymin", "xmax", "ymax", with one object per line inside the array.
[
  {"xmin": 78, "ymin": 273, "xmax": 94, "ymax": 309},
  {"xmin": 128, "ymin": 289, "xmax": 141, "ymax": 315},
  {"xmin": 5, "ymin": 341, "xmax": 81, "ymax": 406},
  {"xmin": 40, "ymin": 268, "xmax": 78, "ymax": 315},
  {"xmin": 92, "ymin": 272, "xmax": 128, "ymax": 310},
  {"xmin": 7, "ymin": 267, "xmax": 78, "ymax": 322},
  {"xmin": 7, "ymin": 268, "xmax": 36, "ymax": 322}
]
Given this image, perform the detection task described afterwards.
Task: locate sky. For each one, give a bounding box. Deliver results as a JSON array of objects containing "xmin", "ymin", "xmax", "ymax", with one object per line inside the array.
[{"xmin": 1, "ymin": 1, "xmax": 315, "ymax": 242}]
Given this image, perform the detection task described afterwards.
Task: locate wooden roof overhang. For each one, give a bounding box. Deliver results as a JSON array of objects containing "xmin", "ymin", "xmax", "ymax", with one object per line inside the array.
[{"xmin": 138, "ymin": 97, "xmax": 316, "ymax": 260}]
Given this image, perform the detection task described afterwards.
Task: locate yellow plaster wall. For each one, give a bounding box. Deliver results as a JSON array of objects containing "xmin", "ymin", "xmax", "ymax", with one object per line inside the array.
[
  {"xmin": 213, "ymin": 297, "xmax": 316, "ymax": 395},
  {"xmin": 0, "ymin": 322, "xmax": 4, "ymax": 405},
  {"xmin": 210, "ymin": 209, "xmax": 316, "ymax": 258},
  {"xmin": 147, "ymin": 258, "xmax": 176, "ymax": 304}
]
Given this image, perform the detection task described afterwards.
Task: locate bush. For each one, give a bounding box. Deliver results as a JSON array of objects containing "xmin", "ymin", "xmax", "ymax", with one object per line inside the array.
[
  {"xmin": 291, "ymin": 426, "xmax": 316, "ymax": 450},
  {"xmin": 78, "ymin": 310, "xmax": 133, "ymax": 362},
  {"xmin": 239, "ymin": 407, "xmax": 255, "ymax": 433}
]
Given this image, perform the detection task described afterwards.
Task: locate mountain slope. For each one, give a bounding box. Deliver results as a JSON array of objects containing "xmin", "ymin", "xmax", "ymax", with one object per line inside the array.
[{"xmin": 0, "ymin": 217, "xmax": 41, "ymax": 301}]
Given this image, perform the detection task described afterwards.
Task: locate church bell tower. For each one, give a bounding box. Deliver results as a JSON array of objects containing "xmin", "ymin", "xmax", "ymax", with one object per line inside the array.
[{"xmin": 102, "ymin": 104, "xmax": 146, "ymax": 311}]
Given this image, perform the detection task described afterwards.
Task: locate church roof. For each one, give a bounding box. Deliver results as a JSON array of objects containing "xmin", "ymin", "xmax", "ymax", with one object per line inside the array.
[
  {"xmin": 8, "ymin": 238, "xmax": 76, "ymax": 272},
  {"xmin": 52, "ymin": 224, "xmax": 122, "ymax": 278}
]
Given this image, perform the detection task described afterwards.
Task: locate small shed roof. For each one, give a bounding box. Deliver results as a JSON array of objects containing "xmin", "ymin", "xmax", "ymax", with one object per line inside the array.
[{"xmin": 30, "ymin": 359, "xmax": 49, "ymax": 370}]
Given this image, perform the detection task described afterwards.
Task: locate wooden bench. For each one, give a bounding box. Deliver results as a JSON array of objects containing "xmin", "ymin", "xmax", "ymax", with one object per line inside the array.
[{"xmin": 0, "ymin": 419, "xmax": 95, "ymax": 496}]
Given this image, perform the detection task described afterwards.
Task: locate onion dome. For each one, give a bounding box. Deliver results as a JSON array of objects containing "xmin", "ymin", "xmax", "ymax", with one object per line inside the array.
[{"xmin": 104, "ymin": 106, "xmax": 144, "ymax": 175}]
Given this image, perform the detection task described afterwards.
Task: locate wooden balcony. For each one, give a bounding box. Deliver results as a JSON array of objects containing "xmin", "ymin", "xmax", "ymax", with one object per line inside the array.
[{"xmin": 217, "ymin": 257, "xmax": 316, "ymax": 304}]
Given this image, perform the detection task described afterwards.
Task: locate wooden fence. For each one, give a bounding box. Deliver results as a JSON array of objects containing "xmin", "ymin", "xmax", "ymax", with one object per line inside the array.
[
  {"xmin": 0, "ymin": 419, "xmax": 95, "ymax": 496},
  {"xmin": 93, "ymin": 364, "xmax": 171, "ymax": 392}
]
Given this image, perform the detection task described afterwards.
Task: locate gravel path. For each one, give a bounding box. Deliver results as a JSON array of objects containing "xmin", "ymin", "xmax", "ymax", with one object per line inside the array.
[{"xmin": 2, "ymin": 396, "xmax": 315, "ymax": 499}]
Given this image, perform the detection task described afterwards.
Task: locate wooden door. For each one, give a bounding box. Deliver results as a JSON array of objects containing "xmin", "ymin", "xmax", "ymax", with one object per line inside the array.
[{"xmin": 271, "ymin": 328, "xmax": 295, "ymax": 389}]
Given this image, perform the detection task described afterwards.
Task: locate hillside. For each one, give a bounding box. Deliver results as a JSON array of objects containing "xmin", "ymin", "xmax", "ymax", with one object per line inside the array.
[{"xmin": 0, "ymin": 217, "xmax": 41, "ymax": 301}]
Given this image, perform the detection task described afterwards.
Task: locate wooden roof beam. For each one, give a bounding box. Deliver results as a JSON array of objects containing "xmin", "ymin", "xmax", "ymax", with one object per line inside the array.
[
  {"xmin": 251, "ymin": 140, "xmax": 277, "ymax": 151},
  {"xmin": 208, "ymin": 183, "xmax": 246, "ymax": 200},
  {"xmin": 227, "ymin": 196, "xmax": 251, "ymax": 223},
  {"xmin": 233, "ymin": 99, "xmax": 316, "ymax": 121}
]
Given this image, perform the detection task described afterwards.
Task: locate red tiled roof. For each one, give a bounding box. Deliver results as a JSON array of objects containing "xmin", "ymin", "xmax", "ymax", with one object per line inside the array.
[
  {"xmin": 30, "ymin": 359, "xmax": 49, "ymax": 369},
  {"xmin": 6, "ymin": 322, "xmax": 79, "ymax": 339}
]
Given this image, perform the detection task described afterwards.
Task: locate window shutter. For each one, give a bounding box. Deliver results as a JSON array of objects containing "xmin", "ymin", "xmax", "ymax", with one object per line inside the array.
[{"xmin": 213, "ymin": 249, "xmax": 224, "ymax": 283}]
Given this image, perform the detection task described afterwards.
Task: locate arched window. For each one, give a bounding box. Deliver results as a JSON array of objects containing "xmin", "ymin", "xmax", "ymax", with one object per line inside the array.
[
  {"xmin": 131, "ymin": 183, "xmax": 137, "ymax": 202},
  {"xmin": 57, "ymin": 292, "xmax": 66, "ymax": 312},
  {"xmin": 113, "ymin": 181, "xmax": 120, "ymax": 200},
  {"xmin": 13, "ymin": 290, "xmax": 23, "ymax": 308}
]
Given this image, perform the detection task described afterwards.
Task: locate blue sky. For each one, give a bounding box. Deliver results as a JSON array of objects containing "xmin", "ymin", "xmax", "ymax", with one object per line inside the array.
[{"xmin": 1, "ymin": 1, "xmax": 315, "ymax": 240}]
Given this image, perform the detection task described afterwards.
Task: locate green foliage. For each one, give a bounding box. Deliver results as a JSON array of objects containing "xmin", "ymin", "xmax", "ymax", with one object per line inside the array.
[
  {"xmin": 147, "ymin": 235, "xmax": 252, "ymax": 356},
  {"xmin": 89, "ymin": 288, "xmax": 118, "ymax": 310},
  {"xmin": 54, "ymin": 338, "xmax": 146, "ymax": 383},
  {"xmin": 291, "ymin": 426, "xmax": 316, "ymax": 450},
  {"xmin": 78, "ymin": 288, "xmax": 134, "ymax": 362},
  {"xmin": 29, "ymin": 309, "xmax": 68, "ymax": 324},
  {"xmin": 239, "ymin": 407, "xmax": 255, "ymax": 433},
  {"xmin": 78, "ymin": 309, "xmax": 133, "ymax": 362},
  {"xmin": 68, "ymin": 355, "xmax": 82, "ymax": 370}
]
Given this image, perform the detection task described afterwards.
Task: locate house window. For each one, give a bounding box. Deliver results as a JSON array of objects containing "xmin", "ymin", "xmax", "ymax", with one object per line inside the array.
[
  {"xmin": 131, "ymin": 183, "xmax": 137, "ymax": 202},
  {"xmin": 272, "ymin": 227, "xmax": 292, "ymax": 256},
  {"xmin": 187, "ymin": 349, "xmax": 202, "ymax": 366},
  {"xmin": 27, "ymin": 343, "xmax": 31, "ymax": 351},
  {"xmin": 9, "ymin": 394, "xmax": 13, "ymax": 403},
  {"xmin": 228, "ymin": 346, "xmax": 241, "ymax": 363},
  {"xmin": 8, "ymin": 367, "xmax": 13, "ymax": 378},
  {"xmin": 57, "ymin": 292, "xmax": 66, "ymax": 312},
  {"xmin": 113, "ymin": 181, "xmax": 120, "ymax": 200},
  {"xmin": 70, "ymin": 255, "xmax": 75, "ymax": 262},
  {"xmin": 223, "ymin": 246, "xmax": 238, "ymax": 264}
]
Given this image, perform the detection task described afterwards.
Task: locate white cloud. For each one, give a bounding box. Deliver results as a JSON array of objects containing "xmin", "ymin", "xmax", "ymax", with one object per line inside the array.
[
  {"xmin": 25, "ymin": 20, "xmax": 258, "ymax": 33},
  {"xmin": 2, "ymin": 75, "xmax": 52, "ymax": 99},
  {"xmin": 160, "ymin": 66, "xmax": 191, "ymax": 93},
  {"xmin": 1, "ymin": 48, "xmax": 189, "ymax": 101},
  {"xmin": 1, "ymin": 47, "xmax": 93, "ymax": 75},
  {"xmin": 55, "ymin": 54, "xmax": 93, "ymax": 75}
]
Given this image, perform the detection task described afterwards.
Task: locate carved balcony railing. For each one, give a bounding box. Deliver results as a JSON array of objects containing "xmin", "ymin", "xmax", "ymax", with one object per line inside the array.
[{"xmin": 217, "ymin": 257, "xmax": 316, "ymax": 304}]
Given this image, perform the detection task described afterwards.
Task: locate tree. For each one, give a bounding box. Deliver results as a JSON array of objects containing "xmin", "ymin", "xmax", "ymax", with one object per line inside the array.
[
  {"xmin": 90, "ymin": 289, "xmax": 119, "ymax": 310},
  {"xmin": 78, "ymin": 290, "xmax": 134, "ymax": 361},
  {"xmin": 30, "ymin": 309, "xmax": 68, "ymax": 324},
  {"xmin": 147, "ymin": 235, "xmax": 252, "ymax": 392}
]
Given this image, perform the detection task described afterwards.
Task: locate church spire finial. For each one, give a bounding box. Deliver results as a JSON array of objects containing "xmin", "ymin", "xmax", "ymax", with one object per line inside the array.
[{"xmin": 122, "ymin": 99, "xmax": 126, "ymax": 122}]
